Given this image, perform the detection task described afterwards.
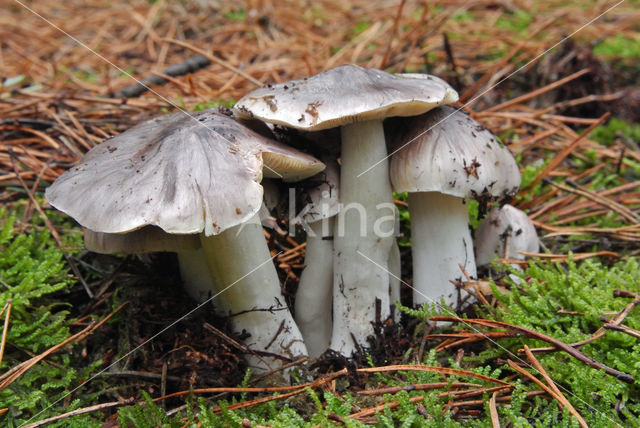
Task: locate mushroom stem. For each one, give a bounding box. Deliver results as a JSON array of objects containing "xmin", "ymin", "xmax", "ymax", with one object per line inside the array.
[
  {"xmin": 295, "ymin": 218, "xmax": 334, "ymax": 358},
  {"xmin": 331, "ymin": 120, "xmax": 394, "ymax": 356},
  {"xmin": 388, "ymin": 239, "xmax": 401, "ymax": 322},
  {"xmin": 199, "ymin": 212, "xmax": 308, "ymax": 371},
  {"xmin": 408, "ymin": 192, "xmax": 475, "ymax": 308},
  {"xmin": 177, "ymin": 249, "xmax": 226, "ymax": 316}
]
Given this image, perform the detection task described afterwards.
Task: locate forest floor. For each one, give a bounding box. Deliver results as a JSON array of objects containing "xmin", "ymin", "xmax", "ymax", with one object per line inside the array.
[{"xmin": 0, "ymin": 0, "xmax": 639, "ymax": 426}]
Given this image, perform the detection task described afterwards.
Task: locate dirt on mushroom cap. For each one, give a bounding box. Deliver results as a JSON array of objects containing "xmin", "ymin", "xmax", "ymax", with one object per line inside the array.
[{"xmin": 234, "ymin": 65, "xmax": 459, "ymax": 131}]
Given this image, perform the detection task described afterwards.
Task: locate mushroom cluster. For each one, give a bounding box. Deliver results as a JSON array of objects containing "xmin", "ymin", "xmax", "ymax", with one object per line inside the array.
[{"xmin": 46, "ymin": 64, "xmax": 533, "ymax": 368}]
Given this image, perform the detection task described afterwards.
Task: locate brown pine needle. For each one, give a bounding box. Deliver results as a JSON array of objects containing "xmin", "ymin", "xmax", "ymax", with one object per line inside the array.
[
  {"xmin": 430, "ymin": 317, "xmax": 634, "ymax": 383},
  {"xmin": 485, "ymin": 68, "xmax": 592, "ymax": 112},
  {"xmin": 357, "ymin": 365, "xmax": 511, "ymax": 386},
  {"xmin": 22, "ymin": 398, "xmax": 137, "ymax": 428},
  {"xmin": 451, "ymin": 390, "xmax": 548, "ymax": 408},
  {"xmin": 348, "ymin": 395, "xmax": 426, "ymax": 420},
  {"xmin": 530, "ymin": 291, "xmax": 640, "ymax": 353},
  {"xmin": 152, "ymin": 368, "xmax": 348, "ymax": 402},
  {"xmin": 544, "ymin": 180, "xmax": 639, "ymax": 224},
  {"xmin": 523, "ymin": 345, "xmax": 588, "ymax": 428},
  {"xmin": 0, "ymin": 300, "xmax": 11, "ymax": 368},
  {"xmin": 356, "ymin": 382, "xmax": 480, "ymax": 396},
  {"xmin": 523, "ymin": 112, "xmax": 610, "ymax": 191},
  {"xmin": 0, "ymin": 301, "xmax": 128, "ymax": 391},
  {"xmin": 506, "ymin": 360, "xmax": 566, "ymax": 405},
  {"xmin": 489, "ymin": 391, "xmax": 500, "ymax": 428}
]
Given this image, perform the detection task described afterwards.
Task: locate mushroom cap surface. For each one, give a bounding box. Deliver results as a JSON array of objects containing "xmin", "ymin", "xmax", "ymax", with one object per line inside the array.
[
  {"xmin": 389, "ymin": 106, "xmax": 520, "ymax": 200},
  {"xmin": 46, "ymin": 109, "xmax": 324, "ymax": 236},
  {"xmin": 475, "ymin": 204, "xmax": 539, "ymax": 265},
  {"xmin": 233, "ymin": 64, "xmax": 458, "ymax": 131}
]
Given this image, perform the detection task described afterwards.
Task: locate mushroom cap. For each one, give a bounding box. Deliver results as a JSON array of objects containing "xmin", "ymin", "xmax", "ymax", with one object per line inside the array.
[
  {"xmin": 297, "ymin": 157, "xmax": 341, "ymax": 224},
  {"xmin": 84, "ymin": 226, "xmax": 200, "ymax": 254},
  {"xmin": 233, "ymin": 64, "xmax": 459, "ymax": 131},
  {"xmin": 46, "ymin": 109, "xmax": 324, "ymax": 236},
  {"xmin": 389, "ymin": 106, "xmax": 520, "ymax": 200},
  {"xmin": 475, "ymin": 205, "xmax": 539, "ymax": 265}
]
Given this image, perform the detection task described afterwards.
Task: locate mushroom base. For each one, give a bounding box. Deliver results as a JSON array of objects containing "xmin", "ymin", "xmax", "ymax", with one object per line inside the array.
[
  {"xmin": 408, "ymin": 192, "xmax": 475, "ymax": 309},
  {"xmin": 199, "ymin": 213, "xmax": 308, "ymax": 372}
]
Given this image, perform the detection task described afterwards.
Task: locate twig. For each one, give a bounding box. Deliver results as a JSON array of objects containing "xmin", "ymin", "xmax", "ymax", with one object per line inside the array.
[
  {"xmin": 600, "ymin": 318, "xmax": 640, "ymax": 339},
  {"xmin": 202, "ymin": 322, "xmax": 272, "ymax": 370},
  {"xmin": 430, "ymin": 317, "xmax": 634, "ymax": 383},
  {"xmin": 161, "ymin": 38, "xmax": 263, "ymax": 87},
  {"xmin": 113, "ymin": 55, "xmax": 211, "ymax": 98}
]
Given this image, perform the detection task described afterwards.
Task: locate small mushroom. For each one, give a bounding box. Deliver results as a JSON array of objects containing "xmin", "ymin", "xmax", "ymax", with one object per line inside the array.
[
  {"xmin": 235, "ymin": 65, "xmax": 458, "ymax": 356},
  {"xmin": 46, "ymin": 109, "xmax": 325, "ymax": 371},
  {"xmin": 389, "ymin": 106, "xmax": 520, "ymax": 308},
  {"xmin": 475, "ymin": 204, "xmax": 539, "ymax": 266},
  {"xmin": 294, "ymin": 158, "xmax": 340, "ymax": 358}
]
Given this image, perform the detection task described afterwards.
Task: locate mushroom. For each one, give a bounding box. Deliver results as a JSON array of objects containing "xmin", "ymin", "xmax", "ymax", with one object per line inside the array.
[
  {"xmin": 45, "ymin": 109, "xmax": 325, "ymax": 371},
  {"xmin": 475, "ymin": 204, "xmax": 539, "ymax": 266},
  {"xmin": 84, "ymin": 183, "xmax": 283, "ymax": 313},
  {"xmin": 234, "ymin": 64, "xmax": 457, "ymax": 356},
  {"xmin": 389, "ymin": 106, "xmax": 520, "ymax": 308},
  {"xmin": 294, "ymin": 158, "xmax": 340, "ymax": 358}
]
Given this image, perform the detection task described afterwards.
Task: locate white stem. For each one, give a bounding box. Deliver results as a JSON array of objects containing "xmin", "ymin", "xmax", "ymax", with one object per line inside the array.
[
  {"xmin": 199, "ymin": 213, "xmax": 308, "ymax": 372},
  {"xmin": 177, "ymin": 249, "xmax": 225, "ymax": 316},
  {"xmin": 331, "ymin": 120, "xmax": 394, "ymax": 356},
  {"xmin": 295, "ymin": 218, "xmax": 334, "ymax": 358},
  {"xmin": 388, "ymin": 239, "xmax": 401, "ymax": 322},
  {"xmin": 408, "ymin": 192, "xmax": 475, "ymax": 308}
]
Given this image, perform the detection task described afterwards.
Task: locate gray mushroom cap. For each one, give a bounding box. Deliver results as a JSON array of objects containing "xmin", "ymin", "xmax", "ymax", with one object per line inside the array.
[
  {"xmin": 389, "ymin": 106, "xmax": 520, "ymax": 200},
  {"xmin": 233, "ymin": 64, "xmax": 458, "ymax": 130},
  {"xmin": 45, "ymin": 109, "xmax": 324, "ymax": 237},
  {"xmin": 475, "ymin": 205, "xmax": 539, "ymax": 265}
]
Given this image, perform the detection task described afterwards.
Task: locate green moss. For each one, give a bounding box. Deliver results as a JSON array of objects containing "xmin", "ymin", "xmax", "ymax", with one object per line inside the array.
[
  {"xmin": 590, "ymin": 117, "xmax": 640, "ymax": 147},
  {"xmin": 224, "ymin": 9, "xmax": 246, "ymax": 22},
  {"xmin": 352, "ymin": 21, "xmax": 371, "ymax": 37},
  {"xmin": 496, "ymin": 10, "xmax": 534, "ymax": 33},
  {"xmin": 0, "ymin": 207, "xmax": 102, "ymax": 426},
  {"xmin": 593, "ymin": 35, "xmax": 640, "ymax": 60},
  {"xmin": 192, "ymin": 98, "xmax": 236, "ymax": 110}
]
